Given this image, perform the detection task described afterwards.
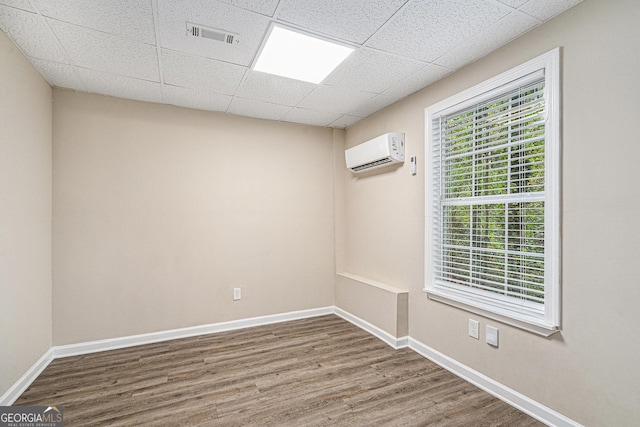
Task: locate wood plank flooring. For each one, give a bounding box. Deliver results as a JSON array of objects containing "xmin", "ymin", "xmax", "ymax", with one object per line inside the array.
[{"xmin": 15, "ymin": 315, "xmax": 543, "ymax": 426}]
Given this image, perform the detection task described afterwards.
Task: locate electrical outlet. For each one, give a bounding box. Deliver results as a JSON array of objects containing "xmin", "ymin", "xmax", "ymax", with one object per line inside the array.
[
  {"xmin": 486, "ymin": 325, "xmax": 499, "ymax": 347},
  {"xmin": 469, "ymin": 319, "xmax": 479, "ymax": 339},
  {"xmin": 233, "ymin": 287, "xmax": 241, "ymax": 301}
]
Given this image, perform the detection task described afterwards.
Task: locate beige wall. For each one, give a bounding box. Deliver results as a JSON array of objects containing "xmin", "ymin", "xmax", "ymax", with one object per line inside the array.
[
  {"xmin": 52, "ymin": 90, "xmax": 336, "ymax": 345},
  {"xmin": 340, "ymin": 1, "xmax": 640, "ymax": 425},
  {"xmin": 0, "ymin": 31, "xmax": 52, "ymax": 395}
]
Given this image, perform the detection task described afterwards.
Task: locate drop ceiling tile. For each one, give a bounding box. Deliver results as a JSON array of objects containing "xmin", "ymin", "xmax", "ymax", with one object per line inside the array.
[
  {"xmin": 348, "ymin": 93, "xmax": 397, "ymax": 117},
  {"xmin": 28, "ymin": 57, "xmax": 86, "ymax": 90},
  {"xmin": 216, "ymin": 0, "xmax": 279, "ymax": 17},
  {"xmin": 75, "ymin": 67, "xmax": 163, "ymax": 103},
  {"xmin": 236, "ymin": 70, "xmax": 316, "ymax": 106},
  {"xmin": 276, "ymin": 0, "xmax": 406, "ymax": 44},
  {"xmin": 157, "ymin": 0, "xmax": 270, "ymax": 66},
  {"xmin": 495, "ymin": 0, "xmax": 528, "ymax": 8},
  {"xmin": 382, "ymin": 64, "xmax": 451, "ymax": 99},
  {"xmin": 228, "ymin": 97, "xmax": 292, "ymax": 121},
  {"xmin": 33, "ymin": 0, "xmax": 155, "ymax": 45},
  {"xmin": 519, "ymin": 0, "xmax": 583, "ymax": 22},
  {"xmin": 163, "ymin": 84, "xmax": 232, "ymax": 112},
  {"xmin": 435, "ymin": 11, "xmax": 540, "ymax": 70},
  {"xmin": 48, "ymin": 19, "xmax": 159, "ymax": 81},
  {"xmin": 368, "ymin": 0, "xmax": 511, "ymax": 63},
  {"xmin": 162, "ymin": 49, "xmax": 246, "ymax": 95},
  {"xmin": 324, "ymin": 47, "xmax": 426, "ymax": 94},
  {"xmin": 282, "ymin": 108, "xmax": 342, "ymax": 127},
  {"xmin": 298, "ymin": 85, "xmax": 377, "ymax": 115},
  {"xmin": 0, "ymin": 0, "xmax": 34, "ymax": 12},
  {"xmin": 328, "ymin": 115, "xmax": 363, "ymax": 129},
  {"xmin": 0, "ymin": 5, "xmax": 68, "ymax": 61}
]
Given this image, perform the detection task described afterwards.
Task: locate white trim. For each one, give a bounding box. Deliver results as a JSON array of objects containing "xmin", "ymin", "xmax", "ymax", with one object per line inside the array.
[
  {"xmin": 425, "ymin": 47, "xmax": 562, "ymax": 333},
  {"xmin": 53, "ymin": 307, "xmax": 334, "ymax": 358},
  {"xmin": 426, "ymin": 49, "xmax": 556, "ymax": 116},
  {"xmin": 333, "ymin": 306, "xmax": 409, "ymax": 350},
  {"xmin": 408, "ymin": 337, "xmax": 583, "ymax": 427},
  {"xmin": 0, "ymin": 348, "xmax": 55, "ymax": 405},
  {"xmin": 426, "ymin": 291, "xmax": 559, "ymax": 337},
  {"xmin": 1, "ymin": 306, "xmax": 580, "ymax": 427}
]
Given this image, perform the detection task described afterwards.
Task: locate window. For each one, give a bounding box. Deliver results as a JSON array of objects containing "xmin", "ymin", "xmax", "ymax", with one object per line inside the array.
[{"xmin": 425, "ymin": 49, "xmax": 560, "ymax": 336}]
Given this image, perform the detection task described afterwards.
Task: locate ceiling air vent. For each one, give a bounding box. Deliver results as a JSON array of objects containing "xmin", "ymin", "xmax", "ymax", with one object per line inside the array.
[{"xmin": 186, "ymin": 22, "xmax": 239, "ymax": 45}]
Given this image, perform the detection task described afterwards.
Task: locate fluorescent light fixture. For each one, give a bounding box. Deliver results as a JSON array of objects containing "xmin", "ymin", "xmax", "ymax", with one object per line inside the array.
[{"xmin": 253, "ymin": 25, "xmax": 354, "ymax": 84}]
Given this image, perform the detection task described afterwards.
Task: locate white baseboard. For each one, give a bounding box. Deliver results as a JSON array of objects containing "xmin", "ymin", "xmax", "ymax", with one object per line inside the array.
[
  {"xmin": 333, "ymin": 306, "xmax": 409, "ymax": 350},
  {"xmin": 0, "ymin": 348, "xmax": 54, "ymax": 406},
  {"xmin": 1, "ymin": 307, "xmax": 334, "ymax": 404},
  {"xmin": 54, "ymin": 307, "xmax": 334, "ymax": 358},
  {"xmin": 1, "ymin": 306, "xmax": 580, "ymax": 427},
  {"xmin": 408, "ymin": 337, "xmax": 582, "ymax": 427}
]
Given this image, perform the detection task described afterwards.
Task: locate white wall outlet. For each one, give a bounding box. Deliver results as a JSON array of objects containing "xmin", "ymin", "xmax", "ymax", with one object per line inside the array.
[
  {"xmin": 468, "ymin": 319, "xmax": 479, "ymax": 339},
  {"xmin": 486, "ymin": 325, "xmax": 499, "ymax": 347},
  {"xmin": 233, "ymin": 287, "xmax": 241, "ymax": 301}
]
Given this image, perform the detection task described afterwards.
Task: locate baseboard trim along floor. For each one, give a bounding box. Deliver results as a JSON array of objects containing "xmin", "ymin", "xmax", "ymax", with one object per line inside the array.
[
  {"xmin": 333, "ymin": 306, "xmax": 409, "ymax": 350},
  {"xmin": 0, "ymin": 348, "xmax": 54, "ymax": 407},
  {"xmin": 408, "ymin": 338, "xmax": 582, "ymax": 427},
  {"xmin": 52, "ymin": 307, "xmax": 335, "ymax": 359},
  {"xmin": 1, "ymin": 306, "xmax": 582, "ymax": 426}
]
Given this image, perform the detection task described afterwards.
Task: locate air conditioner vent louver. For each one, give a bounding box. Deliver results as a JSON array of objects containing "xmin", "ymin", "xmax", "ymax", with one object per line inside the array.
[
  {"xmin": 187, "ymin": 22, "xmax": 238, "ymax": 45},
  {"xmin": 352, "ymin": 158, "xmax": 392, "ymax": 172}
]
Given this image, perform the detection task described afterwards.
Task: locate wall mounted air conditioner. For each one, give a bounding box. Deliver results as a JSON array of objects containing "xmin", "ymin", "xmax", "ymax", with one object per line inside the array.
[{"xmin": 345, "ymin": 132, "xmax": 405, "ymax": 173}]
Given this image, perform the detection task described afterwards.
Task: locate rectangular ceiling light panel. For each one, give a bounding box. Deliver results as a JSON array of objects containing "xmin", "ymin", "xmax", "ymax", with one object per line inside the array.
[{"xmin": 253, "ymin": 25, "xmax": 354, "ymax": 84}]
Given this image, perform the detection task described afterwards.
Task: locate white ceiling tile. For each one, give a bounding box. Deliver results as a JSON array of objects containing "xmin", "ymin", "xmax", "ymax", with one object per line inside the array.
[
  {"xmin": 495, "ymin": 0, "xmax": 529, "ymax": 8},
  {"xmin": 347, "ymin": 94, "xmax": 397, "ymax": 117},
  {"xmin": 228, "ymin": 97, "xmax": 292, "ymax": 121},
  {"xmin": 0, "ymin": 0, "xmax": 585, "ymax": 126},
  {"xmin": 435, "ymin": 11, "xmax": 540, "ymax": 69},
  {"xmin": 157, "ymin": 0, "xmax": 270, "ymax": 66},
  {"xmin": 299, "ymin": 85, "xmax": 377, "ymax": 115},
  {"xmin": 368, "ymin": 0, "xmax": 511, "ymax": 63},
  {"xmin": 162, "ymin": 49, "xmax": 246, "ymax": 95},
  {"xmin": 75, "ymin": 68, "xmax": 163, "ymax": 103},
  {"xmin": 236, "ymin": 71, "xmax": 316, "ymax": 106},
  {"xmin": 324, "ymin": 47, "xmax": 426, "ymax": 94},
  {"xmin": 519, "ymin": 0, "xmax": 583, "ymax": 22},
  {"xmin": 0, "ymin": 0, "xmax": 34, "ymax": 12},
  {"xmin": 216, "ymin": 0, "xmax": 279, "ymax": 17},
  {"xmin": 33, "ymin": 0, "xmax": 155, "ymax": 45},
  {"xmin": 28, "ymin": 57, "xmax": 86, "ymax": 90},
  {"xmin": 0, "ymin": 5, "xmax": 68, "ymax": 61},
  {"xmin": 328, "ymin": 115, "xmax": 363, "ymax": 129},
  {"xmin": 282, "ymin": 108, "xmax": 342, "ymax": 127},
  {"xmin": 48, "ymin": 19, "xmax": 159, "ymax": 81},
  {"xmin": 276, "ymin": 0, "xmax": 406, "ymax": 44},
  {"xmin": 163, "ymin": 84, "xmax": 232, "ymax": 112},
  {"xmin": 382, "ymin": 64, "xmax": 451, "ymax": 99}
]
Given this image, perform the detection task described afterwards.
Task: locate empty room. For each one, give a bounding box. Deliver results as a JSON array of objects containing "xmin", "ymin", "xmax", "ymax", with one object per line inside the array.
[{"xmin": 1, "ymin": 0, "xmax": 638, "ymax": 426}]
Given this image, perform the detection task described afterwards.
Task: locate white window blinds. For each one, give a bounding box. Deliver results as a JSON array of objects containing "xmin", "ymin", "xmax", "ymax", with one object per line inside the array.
[{"xmin": 425, "ymin": 49, "xmax": 560, "ymax": 335}]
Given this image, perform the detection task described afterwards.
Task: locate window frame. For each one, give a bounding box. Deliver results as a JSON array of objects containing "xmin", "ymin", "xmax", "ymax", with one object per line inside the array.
[{"xmin": 425, "ymin": 48, "xmax": 561, "ymax": 336}]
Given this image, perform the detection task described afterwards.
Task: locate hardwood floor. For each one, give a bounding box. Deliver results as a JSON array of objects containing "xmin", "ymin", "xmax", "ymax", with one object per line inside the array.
[{"xmin": 16, "ymin": 315, "xmax": 543, "ymax": 426}]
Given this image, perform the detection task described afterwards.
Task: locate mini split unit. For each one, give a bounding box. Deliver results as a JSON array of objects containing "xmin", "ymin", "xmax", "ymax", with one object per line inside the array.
[{"xmin": 345, "ymin": 132, "xmax": 405, "ymax": 173}]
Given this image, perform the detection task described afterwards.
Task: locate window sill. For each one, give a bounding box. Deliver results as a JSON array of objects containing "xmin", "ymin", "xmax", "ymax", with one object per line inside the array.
[{"xmin": 425, "ymin": 288, "xmax": 560, "ymax": 337}]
